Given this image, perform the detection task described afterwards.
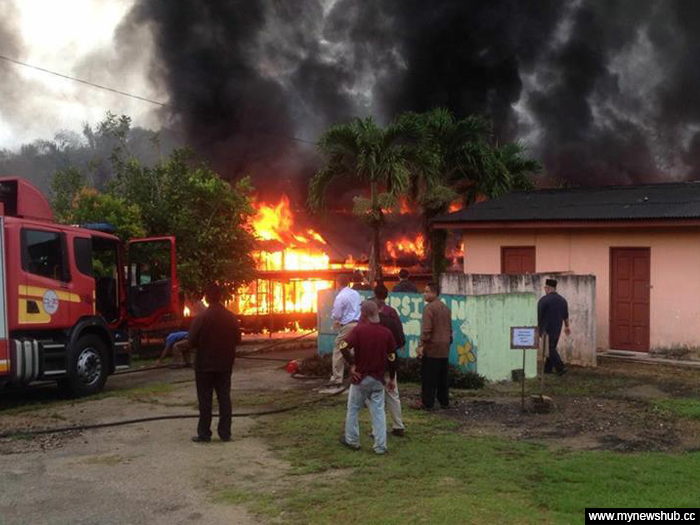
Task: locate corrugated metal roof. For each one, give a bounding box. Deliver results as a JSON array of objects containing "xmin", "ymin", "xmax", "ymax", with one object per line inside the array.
[{"xmin": 434, "ymin": 182, "xmax": 700, "ymax": 223}]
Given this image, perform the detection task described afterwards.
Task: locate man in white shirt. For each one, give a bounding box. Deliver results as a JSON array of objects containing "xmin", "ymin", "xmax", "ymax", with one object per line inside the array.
[{"xmin": 325, "ymin": 273, "xmax": 361, "ymax": 390}]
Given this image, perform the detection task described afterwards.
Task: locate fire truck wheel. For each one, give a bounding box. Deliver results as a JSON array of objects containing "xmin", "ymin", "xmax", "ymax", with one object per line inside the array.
[{"xmin": 61, "ymin": 335, "xmax": 108, "ymax": 397}]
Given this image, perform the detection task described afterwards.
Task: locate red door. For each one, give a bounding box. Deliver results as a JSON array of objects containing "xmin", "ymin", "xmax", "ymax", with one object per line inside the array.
[
  {"xmin": 501, "ymin": 246, "xmax": 536, "ymax": 274},
  {"xmin": 610, "ymin": 248, "xmax": 650, "ymax": 352}
]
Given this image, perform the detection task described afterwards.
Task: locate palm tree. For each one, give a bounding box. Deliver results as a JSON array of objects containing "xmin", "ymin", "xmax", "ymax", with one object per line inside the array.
[
  {"xmin": 308, "ymin": 117, "xmax": 411, "ymax": 285},
  {"xmin": 400, "ymin": 108, "xmax": 540, "ymax": 280}
]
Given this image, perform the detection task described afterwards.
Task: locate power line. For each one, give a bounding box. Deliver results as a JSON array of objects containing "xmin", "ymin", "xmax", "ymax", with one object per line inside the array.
[
  {"xmin": 0, "ymin": 54, "xmax": 317, "ymax": 145},
  {"xmin": 0, "ymin": 53, "xmax": 174, "ymax": 109}
]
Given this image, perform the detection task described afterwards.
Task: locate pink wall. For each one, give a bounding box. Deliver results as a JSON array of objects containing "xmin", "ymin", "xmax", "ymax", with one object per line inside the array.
[{"xmin": 462, "ymin": 228, "xmax": 700, "ymax": 351}]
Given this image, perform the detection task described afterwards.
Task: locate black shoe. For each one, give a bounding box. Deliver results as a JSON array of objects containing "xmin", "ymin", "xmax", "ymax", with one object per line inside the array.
[
  {"xmin": 557, "ymin": 368, "xmax": 568, "ymax": 376},
  {"xmin": 391, "ymin": 428, "xmax": 405, "ymax": 437},
  {"xmin": 339, "ymin": 436, "xmax": 360, "ymax": 451},
  {"xmin": 191, "ymin": 435, "xmax": 211, "ymax": 443},
  {"xmin": 220, "ymin": 436, "xmax": 231, "ymax": 442}
]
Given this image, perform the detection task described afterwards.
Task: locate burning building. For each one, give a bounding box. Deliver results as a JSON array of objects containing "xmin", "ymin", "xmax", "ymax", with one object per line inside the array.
[{"xmin": 229, "ymin": 195, "xmax": 462, "ymax": 333}]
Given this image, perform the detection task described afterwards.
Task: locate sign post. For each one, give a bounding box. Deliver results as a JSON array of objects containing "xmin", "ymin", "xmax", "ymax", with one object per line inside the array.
[{"xmin": 510, "ymin": 326, "xmax": 538, "ymax": 411}]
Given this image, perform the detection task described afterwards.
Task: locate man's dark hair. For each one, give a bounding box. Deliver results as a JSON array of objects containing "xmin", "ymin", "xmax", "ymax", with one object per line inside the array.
[
  {"xmin": 337, "ymin": 273, "xmax": 351, "ymax": 287},
  {"xmin": 205, "ymin": 284, "xmax": 223, "ymax": 303},
  {"xmin": 425, "ymin": 282, "xmax": 439, "ymax": 295},
  {"xmin": 352, "ymin": 269, "xmax": 363, "ymax": 283},
  {"xmin": 398, "ymin": 269, "xmax": 409, "ymax": 280},
  {"xmin": 374, "ymin": 283, "xmax": 389, "ymax": 300}
]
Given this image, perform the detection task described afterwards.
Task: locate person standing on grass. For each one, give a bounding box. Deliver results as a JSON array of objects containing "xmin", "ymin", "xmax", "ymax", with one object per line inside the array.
[
  {"xmin": 392, "ymin": 268, "xmax": 418, "ymax": 293},
  {"xmin": 188, "ymin": 284, "xmax": 241, "ymax": 443},
  {"xmin": 339, "ymin": 300, "xmax": 397, "ymax": 454},
  {"xmin": 372, "ymin": 283, "xmax": 406, "ymax": 437},
  {"xmin": 538, "ymin": 278, "xmax": 570, "ymax": 376},
  {"xmin": 323, "ymin": 273, "xmax": 361, "ymax": 392},
  {"xmin": 415, "ymin": 282, "xmax": 452, "ymax": 410}
]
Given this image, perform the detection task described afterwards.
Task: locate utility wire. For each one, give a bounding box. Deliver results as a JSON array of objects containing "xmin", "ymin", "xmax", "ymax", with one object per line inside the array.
[
  {"xmin": 0, "ymin": 53, "xmax": 317, "ymax": 145},
  {"xmin": 0, "ymin": 54, "xmax": 174, "ymax": 109}
]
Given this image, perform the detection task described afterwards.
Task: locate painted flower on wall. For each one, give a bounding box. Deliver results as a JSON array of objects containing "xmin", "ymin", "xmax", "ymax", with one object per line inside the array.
[{"xmin": 457, "ymin": 342, "xmax": 476, "ymax": 366}]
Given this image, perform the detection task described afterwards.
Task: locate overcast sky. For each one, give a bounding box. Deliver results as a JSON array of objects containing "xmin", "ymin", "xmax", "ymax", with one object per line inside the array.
[
  {"xmin": 0, "ymin": 0, "xmax": 160, "ymax": 149},
  {"xmin": 4, "ymin": 0, "xmax": 700, "ymax": 188}
]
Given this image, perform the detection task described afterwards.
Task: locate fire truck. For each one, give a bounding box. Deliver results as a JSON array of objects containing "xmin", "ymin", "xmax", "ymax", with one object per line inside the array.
[{"xmin": 0, "ymin": 177, "xmax": 179, "ymax": 396}]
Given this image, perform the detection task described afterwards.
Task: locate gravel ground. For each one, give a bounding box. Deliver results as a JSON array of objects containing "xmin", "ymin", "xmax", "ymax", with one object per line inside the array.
[{"xmin": 0, "ymin": 345, "xmax": 319, "ymax": 525}]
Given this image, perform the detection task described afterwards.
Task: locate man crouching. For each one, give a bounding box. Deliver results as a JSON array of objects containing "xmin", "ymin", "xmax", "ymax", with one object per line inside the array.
[{"xmin": 339, "ymin": 300, "xmax": 397, "ymax": 455}]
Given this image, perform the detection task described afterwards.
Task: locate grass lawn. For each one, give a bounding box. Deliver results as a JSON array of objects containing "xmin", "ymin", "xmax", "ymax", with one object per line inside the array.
[
  {"xmin": 220, "ymin": 395, "xmax": 700, "ymax": 524},
  {"xmin": 655, "ymin": 398, "xmax": 700, "ymax": 421}
]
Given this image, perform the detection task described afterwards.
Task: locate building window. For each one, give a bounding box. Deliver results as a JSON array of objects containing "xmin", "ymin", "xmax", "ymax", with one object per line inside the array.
[
  {"xmin": 501, "ymin": 246, "xmax": 536, "ymax": 274},
  {"xmin": 22, "ymin": 229, "xmax": 68, "ymax": 281}
]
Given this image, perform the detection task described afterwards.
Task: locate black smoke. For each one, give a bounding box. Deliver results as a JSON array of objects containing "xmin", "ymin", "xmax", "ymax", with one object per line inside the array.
[{"xmin": 126, "ymin": 0, "xmax": 700, "ymax": 191}]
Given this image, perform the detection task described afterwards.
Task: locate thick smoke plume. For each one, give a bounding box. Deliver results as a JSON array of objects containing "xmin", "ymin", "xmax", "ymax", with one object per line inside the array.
[{"xmin": 122, "ymin": 0, "xmax": 700, "ymax": 191}]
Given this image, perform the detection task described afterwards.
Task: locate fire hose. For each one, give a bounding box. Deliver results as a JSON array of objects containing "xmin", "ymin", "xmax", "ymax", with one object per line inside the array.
[
  {"xmin": 0, "ymin": 329, "xmax": 338, "ymax": 440},
  {"xmin": 113, "ymin": 329, "xmax": 318, "ymax": 375},
  {"xmin": 0, "ymin": 384, "xmax": 347, "ymax": 439}
]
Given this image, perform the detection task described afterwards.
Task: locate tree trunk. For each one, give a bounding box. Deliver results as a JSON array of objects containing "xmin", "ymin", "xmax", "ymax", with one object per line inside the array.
[
  {"xmin": 368, "ymin": 181, "xmax": 382, "ymax": 286},
  {"xmin": 423, "ymin": 206, "xmax": 448, "ymax": 283},
  {"xmin": 430, "ymin": 228, "xmax": 448, "ymax": 283},
  {"xmin": 369, "ymin": 224, "xmax": 381, "ymax": 286}
]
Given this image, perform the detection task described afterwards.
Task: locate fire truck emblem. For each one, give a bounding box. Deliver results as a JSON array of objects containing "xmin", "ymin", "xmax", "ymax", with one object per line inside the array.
[{"xmin": 42, "ymin": 290, "xmax": 59, "ymax": 315}]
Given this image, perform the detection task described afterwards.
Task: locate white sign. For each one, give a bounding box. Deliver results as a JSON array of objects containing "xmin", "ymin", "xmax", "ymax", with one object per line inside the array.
[
  {"xmin": 511, "ymin": 327, "xmax": 537, "ymax": 349},
  {"xmin": 43, "ymin": 290, "xmax": 59, "ymax": 315}
]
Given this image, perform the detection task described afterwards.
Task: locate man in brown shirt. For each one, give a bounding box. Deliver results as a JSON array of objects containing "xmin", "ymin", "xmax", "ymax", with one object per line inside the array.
[
  {"xmin": 188, "ymin": 284, "xmax": 241, "ymax": 443},
  {"xmin": 416, "ymin": 282, "xmax": 452, "ymax": 410}
]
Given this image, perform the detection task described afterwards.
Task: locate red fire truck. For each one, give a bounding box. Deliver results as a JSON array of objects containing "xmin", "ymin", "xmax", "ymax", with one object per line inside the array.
[{"xmin": 0, "ymin": 177, "xmax": 179, "ymax": 396}]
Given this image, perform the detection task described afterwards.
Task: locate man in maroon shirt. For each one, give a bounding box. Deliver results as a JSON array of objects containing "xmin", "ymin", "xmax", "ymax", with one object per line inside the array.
[{"xmin": 339, "ymin": 301, "xmax": 397, "ymax": 454}]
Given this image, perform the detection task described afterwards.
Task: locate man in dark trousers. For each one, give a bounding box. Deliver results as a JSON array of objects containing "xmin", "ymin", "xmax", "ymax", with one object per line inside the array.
[
  {"xmin": 392, "ymin": 268, "xmax": 418, "ymax": 293},
  {"xmin": 187, "ymin": 284, "xmax": 241, "ymax": 443},
  {"xmin": 339, "ymin": 300, "xmax": 397, "ymax": 454},
  {"xmin": 372, "ymin": 283, "xmax": 406, "ymax": 436},
  {"xmin": 538, "ymin": 279, "xmax": 571, "ymax": 375},
  {"xmin": 416, "ymin": 282, "xmax": 452, "ymax": 410}
]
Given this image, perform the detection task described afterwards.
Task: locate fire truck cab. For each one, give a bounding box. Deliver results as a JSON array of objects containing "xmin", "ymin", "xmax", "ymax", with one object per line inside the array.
[{"xmin": 0, "ymin": 177, "xmax": 179, "ymax": 396}]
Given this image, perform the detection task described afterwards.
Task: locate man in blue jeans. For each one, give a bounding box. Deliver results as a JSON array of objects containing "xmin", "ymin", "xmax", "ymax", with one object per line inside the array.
[{"xmin": 339, "ymin": 300, "xmax": 397, "ymax": 455}]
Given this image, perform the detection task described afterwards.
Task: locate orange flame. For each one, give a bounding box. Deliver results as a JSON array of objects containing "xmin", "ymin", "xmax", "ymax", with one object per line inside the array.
[
  {"xmin": 385, "ymin": 234, "xmax": 425, "ymax": 260},
  {"xmin": 236, "ymin": 196, "xmax": 336, "ymax": 317}
]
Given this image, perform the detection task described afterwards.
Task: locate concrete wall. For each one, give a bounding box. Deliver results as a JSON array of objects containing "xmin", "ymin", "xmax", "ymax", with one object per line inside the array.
[
  {"xmin": 441, "ymin": 273, "xmax": 597, "ymax": 367},
  {"xmin": 317, "ymin": 289, "xmax": 538, "ymax": 381},
  {"xmin": 460, "ymin": 229, "xmax": 700, "ymax": 351}
]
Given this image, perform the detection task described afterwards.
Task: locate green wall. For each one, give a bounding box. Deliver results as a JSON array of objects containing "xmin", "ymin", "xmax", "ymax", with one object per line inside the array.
[{"xmin": 317, "ymin": 290, "xmax": 538, "ymax": 381}]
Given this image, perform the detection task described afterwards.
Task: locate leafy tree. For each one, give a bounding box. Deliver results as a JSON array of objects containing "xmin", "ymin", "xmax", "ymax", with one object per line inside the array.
[
  {"xmin": 47, "ymin": 114, "xmax": 256, "ymax": 300},
  {"xmin": 399, "ymin": 108, "xmax": 540, "ymax": 280},
  {"xmin": 0, "ymin": 111, "xmax": 179, "ymax": 194},
  {"xmin": 50, "ymin": 166, "xmax": 87, "ymax": 222},
  {"xmin": 67, "ymin": 188, "xmax": 146, "ymax": 241},
  {"xmin": 308, "ymin": 117, "xmax": 411, "ymax": 284},
  {"xmin": 110, "ymin": 149, "xmax": 257, "ymax": 298}
]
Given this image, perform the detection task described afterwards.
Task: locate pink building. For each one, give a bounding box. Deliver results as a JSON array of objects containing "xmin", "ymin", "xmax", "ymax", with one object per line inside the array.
[{"xmin": 434, "ymin": 183, "xmax": 700, "ymax": 353}]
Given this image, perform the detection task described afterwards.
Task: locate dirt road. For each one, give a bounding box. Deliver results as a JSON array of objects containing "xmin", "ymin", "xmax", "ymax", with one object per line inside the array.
[{"xmin": 0, "ymin": 347, "xmax": 318, "ymax": 525}]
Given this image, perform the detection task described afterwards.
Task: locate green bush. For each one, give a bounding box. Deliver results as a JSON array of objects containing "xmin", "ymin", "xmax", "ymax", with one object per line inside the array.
[{"xmin": 298, "ymin": 354, "xmax": 485, "ymax": 389}]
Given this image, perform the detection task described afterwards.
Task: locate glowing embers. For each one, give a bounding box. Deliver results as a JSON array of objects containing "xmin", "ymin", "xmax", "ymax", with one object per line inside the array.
[
  {"xmin": 385, "ymin": 234, "xmax": 425, "ymax": 261},
  {"xmin": 235, "ymin": 278, "xmax": 333, "ymax": 316},
  {"xmin": 238, "ymin": 196, "xmax": 337, "ymax": 316}
]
